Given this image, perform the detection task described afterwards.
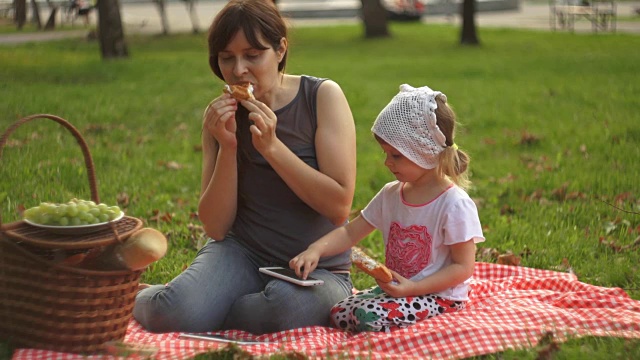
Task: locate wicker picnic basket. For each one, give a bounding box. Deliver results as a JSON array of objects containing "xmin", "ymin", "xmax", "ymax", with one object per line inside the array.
[{"xmin": 0, "ymin": 114, "xmax": 145, "ymax": 354}]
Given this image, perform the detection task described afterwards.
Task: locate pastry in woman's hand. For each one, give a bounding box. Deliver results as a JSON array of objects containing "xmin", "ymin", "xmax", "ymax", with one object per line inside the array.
[{"xmin": 223, "ymin": 82, "xmax": 254, "ymax": 100}]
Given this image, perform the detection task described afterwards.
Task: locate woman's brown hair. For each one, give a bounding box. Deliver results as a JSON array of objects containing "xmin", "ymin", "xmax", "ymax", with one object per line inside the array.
[{"xmin": 207, "ymin": 0, "xmax": 288, "ymax": 80}]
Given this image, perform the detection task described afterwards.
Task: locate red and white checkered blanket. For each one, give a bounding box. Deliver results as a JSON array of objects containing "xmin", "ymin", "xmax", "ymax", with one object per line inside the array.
[{"xmin": 12, "ymin": 262, "xmax": 640, "ymax": 360}]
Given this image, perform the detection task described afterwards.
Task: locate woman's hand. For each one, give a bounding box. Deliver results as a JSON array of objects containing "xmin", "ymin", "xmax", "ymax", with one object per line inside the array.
[
  {"xmin": 240, "ymin": 99, "xmax": 280, "ymax": 156},
  {"xmin": 202, "ymin": 94, "xmax": 238, "ymax": 148},
  {"xmin": 289, "ymin": 248, "xmax": 322, "ymax": 280},
  {"xmin": 377, "ymin": 270, "xmax": 415, "ymax": 298}
]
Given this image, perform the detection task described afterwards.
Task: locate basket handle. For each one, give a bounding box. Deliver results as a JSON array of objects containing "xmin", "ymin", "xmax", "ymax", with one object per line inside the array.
[{"xmin": 0, "ymin": 114, "xmax": 100, "ymax": 229}]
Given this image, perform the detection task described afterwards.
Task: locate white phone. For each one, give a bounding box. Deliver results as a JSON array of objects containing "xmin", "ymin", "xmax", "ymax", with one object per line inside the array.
[
  {"xmin": 179, "ymin": 333, "xmax": 270, "ymax": 345},
  {"xmin": 259, "ymin": 267, "xmax": 324, "ymax": 287}
]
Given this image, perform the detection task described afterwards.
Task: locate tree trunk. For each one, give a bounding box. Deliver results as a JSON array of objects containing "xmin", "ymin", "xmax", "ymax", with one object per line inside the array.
[
  {"xmin": 43, "ymin": 0, "xmax": 58, "ymax": 30},
  {"xmin": 360, "ymin": 0, "xmax": 390, "ymax": 38},
  {"xmin": 44, "ymin": 6, "xmax": 58, "ymax": 30},
  {"xmin": 15, "ymin": 0, "xmax": 27, "ymax": 30},
  {"xmin": 183, "ymin": 0, "xmax": 199, "ymax": 33},
  {"xmin": 30, "ymin": 0, "xmax": 42, "ymax": 29},
  {"xmin": 460, "ymin": 0, "xmax": 480, "ymax": 45},
  {"xmin": 97, "ymin": 0, "xmax": 129, "ymax": 59},
  {"xmin": 154, "ymin": 0, "xmax": 170, "ymax": 35}
]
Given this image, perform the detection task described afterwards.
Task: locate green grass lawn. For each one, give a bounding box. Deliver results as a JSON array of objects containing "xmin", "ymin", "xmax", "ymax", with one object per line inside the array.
[{"xmin": 1, "ymin": 22, "xmax": 639, "ymax": 358}]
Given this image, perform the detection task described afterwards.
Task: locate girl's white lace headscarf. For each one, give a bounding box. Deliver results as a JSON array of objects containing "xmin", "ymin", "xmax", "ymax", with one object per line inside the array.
[{"xmin": 372, "ymin": 84, "xmax": 447, "ymax": 170}]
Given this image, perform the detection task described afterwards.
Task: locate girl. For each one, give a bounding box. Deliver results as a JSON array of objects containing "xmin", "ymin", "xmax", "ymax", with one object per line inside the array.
[{"xmin": 290, "ymin": 84, "xmax": 484, "ymax": 332}]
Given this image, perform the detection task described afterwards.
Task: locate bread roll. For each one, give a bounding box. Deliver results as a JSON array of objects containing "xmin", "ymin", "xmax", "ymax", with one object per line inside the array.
[
  {"xmin": 351, "ymin": 247, "xmax": 393, "ymax": 283},
  {"xmin": 78, "ymin": 227, "xmax": 168, "ymax": 271},
  {"xmin": 118, "ymin": 228, "xmax": 168, "ymax": 270}
]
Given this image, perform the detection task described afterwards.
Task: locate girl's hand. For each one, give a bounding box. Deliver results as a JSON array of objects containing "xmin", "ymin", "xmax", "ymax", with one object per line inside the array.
[
  {"xmin": 202, "ymin": 94, "xmax": 238, "ymax": 148},
  {"xmin": 240, "ymin": 99, "xmax": 280, "ymax": 155},
  {"xmin": 377, "ymin": 270, "xmax": 415, "ymax": 298},
  {"xmin": 289, "ymin": 249, "xmax": 321, "ymax": 280}
]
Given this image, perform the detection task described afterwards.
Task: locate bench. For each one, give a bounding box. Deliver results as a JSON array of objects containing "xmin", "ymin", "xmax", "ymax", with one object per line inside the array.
[{"xmin": 550, "ymin": 0, "xmax": 616, "ymax": 32}]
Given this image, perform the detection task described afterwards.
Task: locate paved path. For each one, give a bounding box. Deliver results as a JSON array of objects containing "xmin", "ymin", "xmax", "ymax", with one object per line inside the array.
[
  {"xmin": 116, "ymin": 0, "xmax": 640, "ymax": 34},
  {"xmin": 1, "ymin": 0, "xmax": 639, "ymax": 44}
]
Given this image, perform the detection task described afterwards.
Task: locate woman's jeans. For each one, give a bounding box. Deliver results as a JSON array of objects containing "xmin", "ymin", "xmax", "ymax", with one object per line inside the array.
[{"xmin": 133, "ymin": 237, "xmax": 352, "ymax": 334}]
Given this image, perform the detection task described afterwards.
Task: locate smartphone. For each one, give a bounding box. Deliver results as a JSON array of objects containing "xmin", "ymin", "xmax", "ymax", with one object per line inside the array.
[
  {"xmin": 179, "ymin": 333, "xmax": 270, "ymax": 345},
  {"xmin": 259, "ymin": 267, "xmax": 324, "ymax": 287}
]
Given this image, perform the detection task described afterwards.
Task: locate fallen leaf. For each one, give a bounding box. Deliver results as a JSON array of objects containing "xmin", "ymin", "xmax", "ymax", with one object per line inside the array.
[
  {"xmin": 17, "ymin": 203, "xmax": 25, "ymax": 216},
  {"xmin": 165, "ymin": 161, "xmax": 183, "ymax": 170},
  {"xmin": 614, "ymin": 192, "xmax": 632, "ymax": 204},
  {"xmin": 187, "ymin": 223, "xmax": 207, "ymax": 249},
  {"xmin": 551, "ymin": 258, "xmax": 575, "ymax": 275},
  {"xmin": 149, "ymin": 211, "xmax": 172, "ymax": 223},
  {"xmin": 551, "ymin": 182, "xmax": 570, "ymax": 201},
  {"xmin": 565, "ymin": 191, "xmax": 586, "ymax": 201},
  {"xmin": 527, "ymin": 189, "xmax": 545, "ymax": 201},
  {"xmin": 611, "ymin": 135, "xmax": 620, "ymax": 144},
  {"xmin": 117, "ymin": 192, "xmax": 130, "ymax": 208},
  {"xmin": 497, "ymin": 252, "xmax": 521, "ymax": 266},
  {"xmin": 83, "ymin": 124, "xmax": 109, "ymax": 134},
  {"xmin": 579, "ymin": 144, "xmax": 588, "ymax": 159},
  {"xmin": 500, "ymin": 204, "xmax": 515, "ymax": 215},
  {"xmin": 520, "ymin": 130, "xmax": 540, "ymax": 145},
  {"xmin": 498, "ymin": 173, "xmax": 517, "ymax": 184},
  {"xmin": 536, "ymin": 331, "xmax": 560, "ymax": 360},
  {"xmin": 599, "ymin": 236, "xmax": 622, "ymax": 252},
  {"xmin": 476, "ymin": 247, "xmax": 500, "ymax": 262},
  {"xmin": 6, "ymin": 138, "xmax": 25, "ymax": 148}
]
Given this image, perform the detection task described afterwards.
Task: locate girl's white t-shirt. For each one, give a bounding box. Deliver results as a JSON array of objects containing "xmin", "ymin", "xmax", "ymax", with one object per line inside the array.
[{"xmin": 361, "ymin": 181, "xmax": 485, "ymax": 301}]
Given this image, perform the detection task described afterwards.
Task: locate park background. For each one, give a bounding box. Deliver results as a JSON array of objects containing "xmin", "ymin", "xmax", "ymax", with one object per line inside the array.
[{"xmin": 1, "ymin": 0, "xmax": 640, "ymax": 357}]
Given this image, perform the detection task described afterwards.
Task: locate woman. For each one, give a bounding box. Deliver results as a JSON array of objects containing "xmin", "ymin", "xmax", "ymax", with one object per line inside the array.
[{"xmin": 133, "ymin": 0, "xmax": 356, "ymax": 335}]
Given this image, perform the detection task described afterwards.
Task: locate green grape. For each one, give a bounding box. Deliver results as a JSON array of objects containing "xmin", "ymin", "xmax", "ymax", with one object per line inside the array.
[
  {"xmin": 39, "ymin": 213, "xmax": 51, "ymax": 225},
  {"xmin": 109, "ymin": 206, "xmax": 122, "ymax": 218},
  {"xmin": 23, "ymin": 207, "xmax": 37, "ymax": 220},
  {"xmin": 79, "ymin": 212, "xmax": 92, "ymax": 222},
  {"xmin": 42, "ymin": 203, "xmax": 57, "ymax": 215},
  {"xmin": 77, "ymin": 203, "xmax": 89, "ymax": 213},
  {"xmin": 66, "ymin": 203, "xmax": 78, "ymax": 217},
  {"xmin": 105, "ymin": 210, "xmax": 116, "ymax": 220},
  {"xmin": 57, "ymin": 204, "xmax": 68, "ymax": 216},
  {"xmin": 23, "ymin": 199, "xmax": 123, "ymax": 227},
  {"xmin": 87, "ymin": 215, "xmax": 99, "ymax": 224}
]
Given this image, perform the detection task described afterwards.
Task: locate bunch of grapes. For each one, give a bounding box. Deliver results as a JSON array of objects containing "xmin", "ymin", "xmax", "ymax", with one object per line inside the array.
[{"xmin": 23, "ymin": 198, "xmax": 123, "ymax": 226}]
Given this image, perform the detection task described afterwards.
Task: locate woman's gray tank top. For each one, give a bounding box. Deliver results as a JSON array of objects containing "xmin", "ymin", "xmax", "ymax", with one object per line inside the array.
[{"xmin": 230, "ymin": 75, "xmax": 351, "ymax": 271}]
